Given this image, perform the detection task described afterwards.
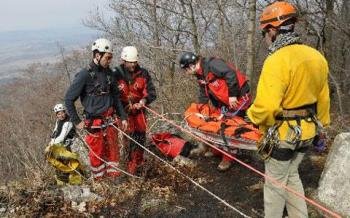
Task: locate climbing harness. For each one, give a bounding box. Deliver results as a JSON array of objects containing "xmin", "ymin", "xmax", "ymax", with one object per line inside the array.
[
  {"xmin": 87, "ymin": 117, "xmax": 115, "ymax": 130},
  {"xmin": 87, "ymin": 68, "xmax": 112, "ymax": 96},
  {"xmin": 257, "ymin": 123, "xmax": 282, "ymax": 160},
  {"xmin": 84, "ymin": 109, "xmax": 116, "ymax": 134},
  {"xmin": 257, "ymin": 105, "xmax": 322, "ymax": 160}
]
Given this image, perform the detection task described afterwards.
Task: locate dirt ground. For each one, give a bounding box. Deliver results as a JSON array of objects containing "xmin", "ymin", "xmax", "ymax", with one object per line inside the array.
[
  {"xmin": 140, "ymin": 149, "xmax": 326, "ymax": 218},
  {"xmin": 0, "ymin": 145, "xmax": 328, "ymax": 217}
]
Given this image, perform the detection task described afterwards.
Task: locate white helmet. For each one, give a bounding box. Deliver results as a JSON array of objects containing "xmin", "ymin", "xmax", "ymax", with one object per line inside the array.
[
  {"xmin": 121, "ymin": 46, "xmax": 138, "ymax": 62},
  {"xmin": 53, "ymin": 103, "xmax": 66, "ymax": 113},
  {"xmin": 91, "ymin": 38, "xmax": 113, "ymax": 53}
]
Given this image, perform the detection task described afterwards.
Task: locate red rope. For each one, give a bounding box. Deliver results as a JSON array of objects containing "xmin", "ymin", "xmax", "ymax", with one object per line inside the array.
[{"xmin": 144, "ymin": 105, "xmax": 341, "ymax": 218}]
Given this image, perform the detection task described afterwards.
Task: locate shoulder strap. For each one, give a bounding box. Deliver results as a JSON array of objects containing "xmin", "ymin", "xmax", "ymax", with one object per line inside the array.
[
  {"xmin": 88, "ymin": 66, "xmax": 112, "ymax": 84},
  {"xmin": 87, "ymin": 67, "xmax": 96, "ymax": 79},
  {"xmin": 105, "ymin": 70, "xmax": 112, "ymax": 85}
]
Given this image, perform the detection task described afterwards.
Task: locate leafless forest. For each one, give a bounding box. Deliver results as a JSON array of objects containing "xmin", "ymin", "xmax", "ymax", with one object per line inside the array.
[{"xmin": 0, "ymin": 0, "xmax": 349, "ymax": 189}]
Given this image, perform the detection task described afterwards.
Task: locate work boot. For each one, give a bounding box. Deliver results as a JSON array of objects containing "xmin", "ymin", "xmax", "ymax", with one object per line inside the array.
[
  {"xmin": 217, "ymin": 159, "xmax": 232, "ymax": 171},
  {"xmin": 204, "ymin": 150, "xmax": 214, "ymax": 157},
  {"xmin": 189, "ymin": 143, "xmax": 207, "ymax": 157}
]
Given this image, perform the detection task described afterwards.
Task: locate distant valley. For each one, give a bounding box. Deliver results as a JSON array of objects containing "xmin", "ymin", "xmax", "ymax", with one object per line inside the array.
[{"xmin": 0, "ymin": 26, "xmax": 99, "ymax": 84}]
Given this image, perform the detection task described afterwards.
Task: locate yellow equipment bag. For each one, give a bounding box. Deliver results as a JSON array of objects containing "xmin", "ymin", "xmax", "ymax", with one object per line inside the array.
[{"xmin": 45, "ymin": 144, "xmax": 83, "ymax": 185}]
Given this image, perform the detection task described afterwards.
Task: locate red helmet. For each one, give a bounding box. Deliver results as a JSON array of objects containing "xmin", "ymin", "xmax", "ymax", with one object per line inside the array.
[{"xmin": 260, "ymin": 1, "xmax": 297, "ymax": 29}]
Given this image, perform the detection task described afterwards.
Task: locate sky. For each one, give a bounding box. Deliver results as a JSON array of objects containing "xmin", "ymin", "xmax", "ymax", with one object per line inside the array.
[{"xmin": 1, "ymin": 0, "xmax": 111, "ymax": 32}]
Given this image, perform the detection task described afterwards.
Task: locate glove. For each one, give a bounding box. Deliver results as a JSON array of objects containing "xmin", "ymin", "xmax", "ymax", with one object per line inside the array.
[{"xmin": 313, "ymin": 133, "xmax": 326, "ymax": 152}]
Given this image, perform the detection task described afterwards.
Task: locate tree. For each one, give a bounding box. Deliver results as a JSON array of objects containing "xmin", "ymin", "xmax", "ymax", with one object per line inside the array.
[{"xmin": 246, "ymin": 0, "xmax": 256, "ymax": 83}]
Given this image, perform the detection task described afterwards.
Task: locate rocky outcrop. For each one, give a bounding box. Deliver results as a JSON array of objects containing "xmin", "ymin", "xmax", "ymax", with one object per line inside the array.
[{"xmin": 317, "ymin": 133, "xmax": 350, "ymax": 216}]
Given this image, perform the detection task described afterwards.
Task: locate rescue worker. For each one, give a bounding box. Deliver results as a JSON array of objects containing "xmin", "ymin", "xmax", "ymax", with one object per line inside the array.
[
  {"xmin": 113, "ymin": 46, "xmax": 156, "ymax": 175},
  {"xmin": 46, "ymin": 103, "xmax": 82, "ymax": 185},
  {"xmin": 65, "ymin": 38, "xmax": 128, "ymax": 180},
  {"xmin": 179, "ymin": 52, "xmax": 251, "ymax": 171},
  {"xmin": 247, "ymin": 2, "xmax": 330, "ymax": 217},
  {"xmin": 50, "ymin": 103, "xmax": 75, "ymax": 146}
]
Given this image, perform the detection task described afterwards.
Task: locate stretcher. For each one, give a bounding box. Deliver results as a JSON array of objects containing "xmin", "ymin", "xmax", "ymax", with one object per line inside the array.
[{"xmin": 184, "ymin": 103, "xmax": 262, "ymax": 151}]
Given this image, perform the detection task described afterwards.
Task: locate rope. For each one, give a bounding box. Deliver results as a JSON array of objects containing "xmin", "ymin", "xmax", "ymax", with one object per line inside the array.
[
  {"xmin": 111, "ymin": 124, "xmax": 252, "ymax": 218},
  {"xmin": 76, "ymin": 131, "xmax": 141, "ymax": 179},
  {"xmin": 68, "ymin": 163, "xmax": 91, "ymax": 182},
  {"xmin": 143, "ymin": 105, "xmax": 342, "ymax": 218}
]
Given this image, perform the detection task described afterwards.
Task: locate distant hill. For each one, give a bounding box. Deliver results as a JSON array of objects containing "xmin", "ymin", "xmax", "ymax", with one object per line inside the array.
[{"xmin": 0, "ymin": 26, "xmax": 100, "ymax": 82}]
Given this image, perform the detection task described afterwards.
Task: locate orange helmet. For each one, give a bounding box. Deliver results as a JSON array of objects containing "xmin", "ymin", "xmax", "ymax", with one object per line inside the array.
[{"xmin": 260, "ymin": 1, "xmax": 297, "ymax": 29}]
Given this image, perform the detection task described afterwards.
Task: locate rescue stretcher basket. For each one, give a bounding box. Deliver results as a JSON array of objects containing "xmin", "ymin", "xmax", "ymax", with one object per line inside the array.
[{"xmin": 184, "ymin": 122, "xmax": 258, "ymax": 151}]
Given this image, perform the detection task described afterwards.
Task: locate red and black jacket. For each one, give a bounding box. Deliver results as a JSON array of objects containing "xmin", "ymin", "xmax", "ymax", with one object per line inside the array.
[
  {"xmin": 113, "ymin": 64, "xmax": 156, "ymax": 110},
  {"xmin": 196, "ymin": 57, "xmax": 250, "ymax": 108}
]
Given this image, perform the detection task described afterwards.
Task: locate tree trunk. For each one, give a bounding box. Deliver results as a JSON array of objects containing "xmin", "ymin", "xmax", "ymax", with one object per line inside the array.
[
  {"xmin": 151, "ymin": 0, "xmax": 163, "ymax": 87},
  {"xmin": 152, "ymin": 0, "xmax": 161, "ymax": 47},
  {"xmin": 324, "ymin": 0, "xmax": 334, "ymax": 63},
  {"xmin": 187, "ymin": 0, "xmax": 201, "ymax": 54},
  {"xmin": 245, "ymin": 0, "xmax": 256, "ymax": 83}
]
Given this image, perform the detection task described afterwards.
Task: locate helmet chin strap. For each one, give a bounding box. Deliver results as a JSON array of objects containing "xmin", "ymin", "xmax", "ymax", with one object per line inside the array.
[
  {"xmin": 98, "ymin": 52, "xmax": 106, "ymax": 66},
  {"xmin": 190, "ymin": 65, "xmax": 197, "ymax": 75},
  {"xmin": 94, "ymin": 52, "xmax": 106, "ymax": 68},
  {"xmin": 272, "ymin": 24, "xmax": 295, "ymax": 42}
]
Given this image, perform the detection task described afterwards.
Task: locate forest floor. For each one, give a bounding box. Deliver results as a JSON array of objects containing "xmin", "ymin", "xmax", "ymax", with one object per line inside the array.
[{"xmin": 0, "ymin": 146, "xmax": 328, "ymax": 217}]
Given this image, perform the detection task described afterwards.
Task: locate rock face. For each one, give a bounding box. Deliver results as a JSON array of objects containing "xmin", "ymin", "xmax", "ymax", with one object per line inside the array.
[
  {"xmin": 317, "ymin": 133, "xmax": 350, "ymax": 216},
  {"xmin": 71, "ymin": 139, "xmax": 90, "ymax": 171}
]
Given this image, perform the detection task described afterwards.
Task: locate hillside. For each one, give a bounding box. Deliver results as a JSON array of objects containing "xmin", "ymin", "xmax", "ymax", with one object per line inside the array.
[
  {"xmin": 0, "ymin": 0, "xmax": 349, "ymax": 217},
  {"xmin": 0, "ymin": 145, "xmax": 330, "ymax": 217}
]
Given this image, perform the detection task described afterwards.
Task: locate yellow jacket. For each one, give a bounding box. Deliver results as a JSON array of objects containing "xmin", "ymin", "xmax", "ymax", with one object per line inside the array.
[{"xmin": 247, "ymin": 44, "xmax": 330, "ymax": 140}]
